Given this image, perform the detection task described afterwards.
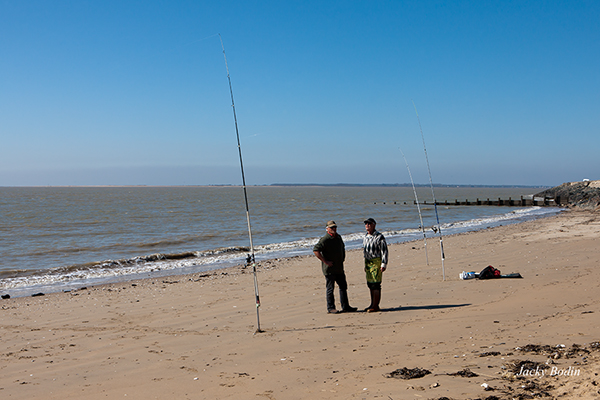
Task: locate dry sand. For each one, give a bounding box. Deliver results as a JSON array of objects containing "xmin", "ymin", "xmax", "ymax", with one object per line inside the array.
[{"xmin": 1, "ymin": 209, "xmax": 600, "ymax": 399}]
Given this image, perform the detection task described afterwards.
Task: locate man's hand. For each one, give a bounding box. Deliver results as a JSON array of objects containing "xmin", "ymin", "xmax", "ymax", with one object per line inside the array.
[{"xmin": 313, "ymin": 251, "xmax": 333, "ymax": 266}]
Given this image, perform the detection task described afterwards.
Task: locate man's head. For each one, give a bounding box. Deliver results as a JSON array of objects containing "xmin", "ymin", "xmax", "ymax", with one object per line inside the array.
[
  {"xmin": 364, "ymin": 218, "xmax": 376, "ymax": 234},
  {"xmin": 326, "ymin": 220, "xmax": 337, "ymax": 236}
]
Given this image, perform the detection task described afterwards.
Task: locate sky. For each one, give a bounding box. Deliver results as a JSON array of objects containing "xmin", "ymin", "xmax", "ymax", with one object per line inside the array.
[{"xmin": 1, "ymin": 0, "xmax": 598, "ymax": 187}]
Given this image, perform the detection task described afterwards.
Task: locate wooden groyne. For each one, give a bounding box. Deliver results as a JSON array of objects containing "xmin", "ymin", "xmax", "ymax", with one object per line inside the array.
[{"xmin": 418, "ymin": 196, "xmax": 565, "ymax": 207}]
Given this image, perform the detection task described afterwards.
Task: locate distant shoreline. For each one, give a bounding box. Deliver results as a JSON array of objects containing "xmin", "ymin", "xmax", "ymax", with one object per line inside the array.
[{"xmin": 268, "ymin": 183, "xmax": 550, "ymax": 188}]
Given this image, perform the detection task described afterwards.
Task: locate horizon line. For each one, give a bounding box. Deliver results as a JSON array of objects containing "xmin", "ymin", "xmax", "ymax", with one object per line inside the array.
[{"xmin": 0, "ymin": 183, "xmax": 553, "ymax": 188}]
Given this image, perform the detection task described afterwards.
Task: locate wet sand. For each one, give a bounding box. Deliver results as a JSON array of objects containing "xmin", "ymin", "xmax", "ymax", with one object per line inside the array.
[{"xmin": 1, "ymin": 209, "xmax": 599, "ymax": 399}]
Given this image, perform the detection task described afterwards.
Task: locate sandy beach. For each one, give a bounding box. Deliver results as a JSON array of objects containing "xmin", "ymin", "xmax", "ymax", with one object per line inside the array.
[{"xmin": 1, "ymin": 209, "xmax": 599, "ymax": 399}]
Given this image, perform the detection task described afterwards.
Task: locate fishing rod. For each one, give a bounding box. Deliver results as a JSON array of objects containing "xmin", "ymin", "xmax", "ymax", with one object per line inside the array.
[
  {"xmin": 219, "ymin": 34, "xmax": 263, "ymax": 333},
  {"xmin": 412, "ymin": 100, "xmax": 446, "ymax": 281},
  {"xmin": 399, "ymin": 147, "xmax": 429, "ymax": 265}
]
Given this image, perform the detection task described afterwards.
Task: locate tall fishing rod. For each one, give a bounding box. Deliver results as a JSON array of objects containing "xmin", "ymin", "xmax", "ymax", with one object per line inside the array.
[
  {"xmin": 399, "ymin": 147, "xmax": 429, "ymax": 265},
  {"xmin": 219, "ymin": 34, "xmax": 263, "ymax": 333},
  {"xmin": 412, "ymin": 100, "xmax": 446, "ymax": 281}
]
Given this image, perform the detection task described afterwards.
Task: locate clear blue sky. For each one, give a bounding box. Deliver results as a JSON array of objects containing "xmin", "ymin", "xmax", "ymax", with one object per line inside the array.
[{"xmin": 1, "ymin": 0, "xmax": 598, "ymax": 186}]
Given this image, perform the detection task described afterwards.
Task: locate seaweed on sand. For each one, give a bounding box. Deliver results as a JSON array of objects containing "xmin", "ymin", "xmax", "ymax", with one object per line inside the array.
[{"xmin": 385, "ymin": 367, "xmax": 431, "ymax": 379}]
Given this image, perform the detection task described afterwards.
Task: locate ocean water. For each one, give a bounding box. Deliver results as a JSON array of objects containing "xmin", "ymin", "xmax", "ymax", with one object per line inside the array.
[{"xmin": 0, "ymin": 186, "xmax": 560, "ymax": 297}]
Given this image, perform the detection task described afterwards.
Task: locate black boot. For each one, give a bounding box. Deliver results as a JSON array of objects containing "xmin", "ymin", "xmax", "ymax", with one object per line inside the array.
[{"xmin": 340, "ymin": 289, "xmax": 357, "ymax": 312}]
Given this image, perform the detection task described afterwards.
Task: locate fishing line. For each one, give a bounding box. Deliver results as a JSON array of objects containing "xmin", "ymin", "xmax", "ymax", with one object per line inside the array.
[
  {"xmin": 219, "ymin": 34, "xmax": 263, "ymax": 333},
  {"xmin": 399, "ymin": 147, "xmax": 429, "ymax": 265},
  {"xmin": 412, "ymin": 100, "xmax": 446, "ymax": 281}
]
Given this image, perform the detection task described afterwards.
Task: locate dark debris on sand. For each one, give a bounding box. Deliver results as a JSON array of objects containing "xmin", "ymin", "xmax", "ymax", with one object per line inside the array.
[
  {"xmin": 438, "ymin": 397, "xmax": 500, "ymax": 400},
  {"xmin": 479, "ymin": 351, "xmax": 502, "ymax": 357},
  {"xmin": 447, "ymin": 368, "xmax": 479, "ymax": 377},
  {"xmin": 385, "ymin": 367, "xmax": 431, "ymax": 379},
  {"xmin": 499, "ymin": 379, "xmax": 554, "ymax": 399},
  {"xmin": 470, "ymin": 397, "xmax": 501, "ymax": 400},
  {"xmin": 394, "ymin": 342, "xmax": 600, "ymax": 398},
  {"xmin": 517, "ymin": 342, "xmax": 599, "ymax": 359}
]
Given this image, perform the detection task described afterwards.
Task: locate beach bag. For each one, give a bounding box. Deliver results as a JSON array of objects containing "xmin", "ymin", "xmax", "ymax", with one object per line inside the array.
[{"xmin": 478, "ymin": 265, "xmax": 501, "ymax": 280}]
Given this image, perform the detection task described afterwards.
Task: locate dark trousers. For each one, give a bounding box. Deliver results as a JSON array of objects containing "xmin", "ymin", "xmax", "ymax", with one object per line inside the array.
[{"xmin": 325, "ymin": 273, "xmax": 351, "ymax": 311}]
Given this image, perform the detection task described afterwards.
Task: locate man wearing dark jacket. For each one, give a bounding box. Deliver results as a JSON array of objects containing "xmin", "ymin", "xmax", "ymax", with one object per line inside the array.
[{"xmin": 313, "ymin": 220, "xmax": 357, "ymax": 314}]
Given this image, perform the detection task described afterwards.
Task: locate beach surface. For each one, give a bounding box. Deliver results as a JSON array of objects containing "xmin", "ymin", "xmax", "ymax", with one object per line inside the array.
[{"xmin": 1, "ymin": 209, "xmax": 599, "ymax": 399}]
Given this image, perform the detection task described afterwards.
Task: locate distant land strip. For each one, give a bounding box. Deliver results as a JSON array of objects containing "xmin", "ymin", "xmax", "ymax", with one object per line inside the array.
[
  {"xmin": 269, "ymin": 183, "xmax": 550, "ymax": 188},
  {"xmin": 2, "ymin": 183, "xmax": 551, "ymax": 188}
]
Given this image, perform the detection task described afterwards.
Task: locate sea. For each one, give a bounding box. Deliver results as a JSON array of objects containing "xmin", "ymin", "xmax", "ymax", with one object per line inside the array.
[{"xmin": 0, "ymin": 186, "xmax": 561, "ymax": 297}]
